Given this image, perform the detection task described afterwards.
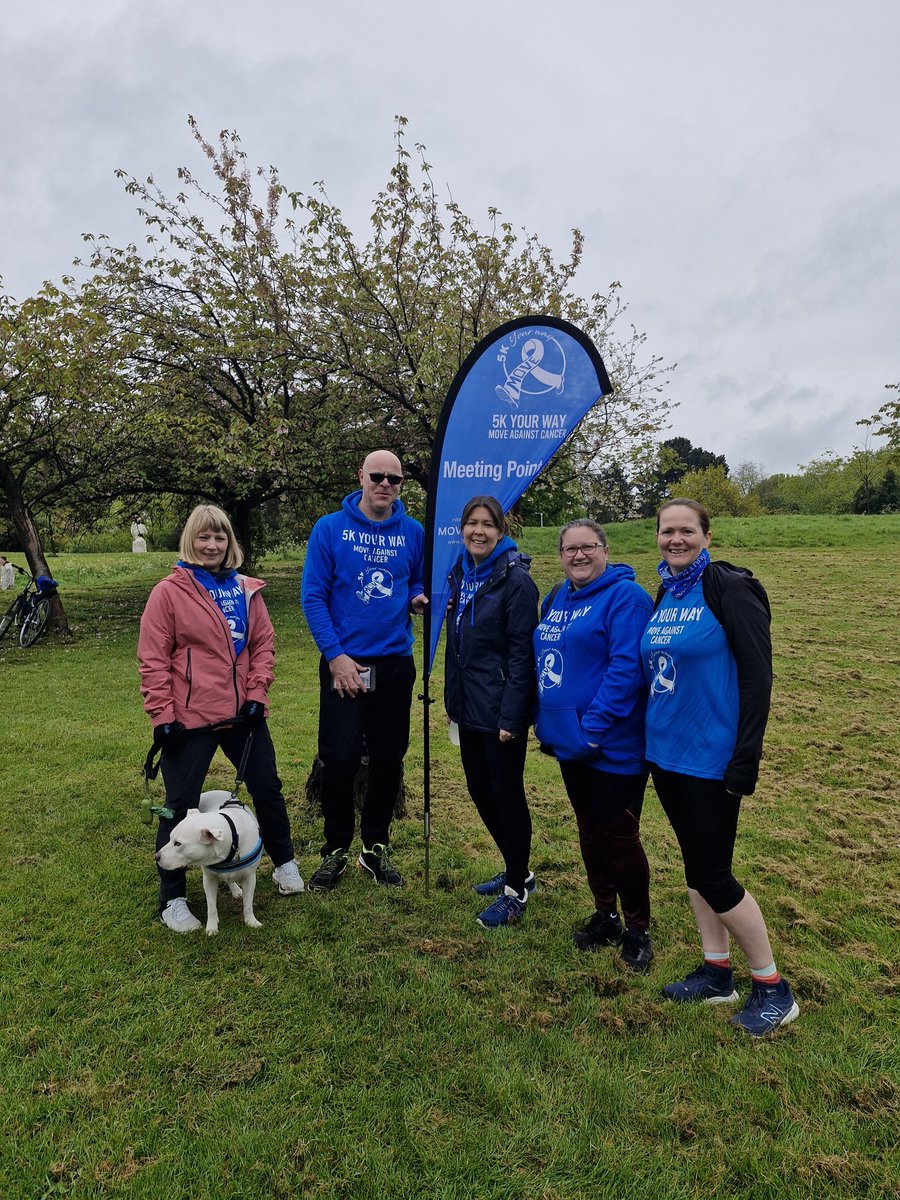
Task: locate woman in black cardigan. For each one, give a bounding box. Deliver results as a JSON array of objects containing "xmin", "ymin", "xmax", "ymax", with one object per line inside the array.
[{"xmin": 444, "ymin": 496, "xmax": 539, "ymax": 928}]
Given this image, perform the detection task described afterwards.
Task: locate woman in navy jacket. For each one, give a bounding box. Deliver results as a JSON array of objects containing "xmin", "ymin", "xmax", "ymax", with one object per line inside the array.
[
  {"xmin": 444, "ymin": 496, "xmax": 538, "ymax": 928},
  {"xmin": 534, "ymin": 519, "xmax": 655, "ymax": 972}
]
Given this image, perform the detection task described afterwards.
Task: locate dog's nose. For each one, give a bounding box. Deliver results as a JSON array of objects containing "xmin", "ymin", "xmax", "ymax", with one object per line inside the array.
[{"xmin": 154, "ymin": 851, "xmax": 162, "ymax": 863}]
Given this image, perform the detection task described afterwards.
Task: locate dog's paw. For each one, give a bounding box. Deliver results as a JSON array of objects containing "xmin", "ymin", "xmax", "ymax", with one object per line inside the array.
[
  {"xmin": 228, "ymin": 883, "xmax": 243, "ymax": 899},
  {"xmin": 245, "ymin": 916, "xmax": 263, "ymax": 928},
  {"xmin": 206, "ymin": 926, "xmax": 219, "ymax": 937}
]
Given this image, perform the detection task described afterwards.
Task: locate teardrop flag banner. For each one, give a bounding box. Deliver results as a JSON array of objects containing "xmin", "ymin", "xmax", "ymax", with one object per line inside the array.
[
  {"xmin": 419, "ymin": 314, "xmax": 612, "ymax": 893},
  {"xmin": 423, "ymin": 315, "xmax": 612, "ymax": 672}
]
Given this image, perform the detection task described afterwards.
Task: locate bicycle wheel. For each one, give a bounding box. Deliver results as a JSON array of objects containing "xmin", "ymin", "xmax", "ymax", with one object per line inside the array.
[
  {"xmin": 19, "ymin": 597, "xmax": 51, "ymax": 648},
  {"xmin": 0, "ymin": 597, "xmax": 22, "ymax": 641}
]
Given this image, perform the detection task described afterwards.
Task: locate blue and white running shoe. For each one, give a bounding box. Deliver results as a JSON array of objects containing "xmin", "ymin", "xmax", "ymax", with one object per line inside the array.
[
  {"xmin": 662, "ymin": 963, "xmax": 739, "ymax": 1004},
  {"xmin": 472, "ymin": 870, "xmax": 536, "ymax": 897},
  {"xmin": 729, "ymin": 979, "xmax": 799, "ymax": 1037},
  {"xmin": 476, "ymin": 890, "xmax": 527, "ymax": 928}
]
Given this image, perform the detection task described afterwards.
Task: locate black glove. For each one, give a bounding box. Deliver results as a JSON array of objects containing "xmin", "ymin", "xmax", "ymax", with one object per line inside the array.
[
  {"xmin": 153, "ymin": 720, "xmax": 186, "ymax": 751},
  {"xmin": 239, "ymin": 700, "xmax": 266, "ymax": 727}
]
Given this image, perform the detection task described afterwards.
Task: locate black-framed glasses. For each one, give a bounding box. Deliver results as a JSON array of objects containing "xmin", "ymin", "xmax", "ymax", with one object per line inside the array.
[
  {"xmin": 367, "ymin": 472, "xmax": 404, "ymax": 486},
  {"xmin": 560, "ymin": 541, "xmax": 606, "ymax": 558}
]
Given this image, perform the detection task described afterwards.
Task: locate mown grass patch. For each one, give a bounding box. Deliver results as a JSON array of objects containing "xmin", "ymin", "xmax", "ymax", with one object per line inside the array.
[{"xmin": 1, "ymin": 517, "xmax": 898, "ymax": 1199}]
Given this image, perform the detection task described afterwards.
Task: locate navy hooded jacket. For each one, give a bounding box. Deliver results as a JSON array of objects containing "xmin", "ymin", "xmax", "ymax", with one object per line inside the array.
[{"xmin": 444, "ymin": 541, "xmax": 539, "ymax": 736}]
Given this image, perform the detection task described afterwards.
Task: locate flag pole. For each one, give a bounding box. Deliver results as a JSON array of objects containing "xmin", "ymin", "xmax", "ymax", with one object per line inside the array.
[{"xmin": 421, "ymin": 598, "xmax": 432, "ymax": 897}]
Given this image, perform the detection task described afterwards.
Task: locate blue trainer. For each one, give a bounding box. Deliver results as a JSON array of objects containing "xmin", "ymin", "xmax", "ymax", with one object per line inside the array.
[
  {"xmin": 476, "ymin": 890, "xmax": 527, "ymax": 928},
  {"xmin": 472, "ymin": 870, "xmax": 536, "ymax": 897},
  {"xmin": 662, "ymin": 963, "xmax": 739, "ymax": 1004},
  {"xmin": 729, "ymin": 979, "xmax": 799, "ymax": 1037}
]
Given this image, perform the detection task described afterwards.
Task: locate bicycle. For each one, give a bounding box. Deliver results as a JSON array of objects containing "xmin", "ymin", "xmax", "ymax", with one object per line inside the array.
[{"xmin": 0, "ymin": 566, "xmax": 59, "ymax": 648}]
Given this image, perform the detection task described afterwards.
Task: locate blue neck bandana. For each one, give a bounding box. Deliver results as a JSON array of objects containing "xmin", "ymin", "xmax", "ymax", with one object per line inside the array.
[{"xmin": 657, "ymin": 548, "xmax": 710, "ymax": 601}]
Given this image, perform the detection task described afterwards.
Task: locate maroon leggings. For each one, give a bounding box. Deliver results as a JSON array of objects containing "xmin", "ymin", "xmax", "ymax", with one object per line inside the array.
[{"xmin": 559, "ymin": 762, "xmax": 651, "ymax": 931}]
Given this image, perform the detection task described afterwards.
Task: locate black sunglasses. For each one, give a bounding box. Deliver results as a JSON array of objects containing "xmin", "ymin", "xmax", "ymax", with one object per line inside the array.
[{"xmin": 367, "ymin": 472, "xmax": 404, "ymax": 485}]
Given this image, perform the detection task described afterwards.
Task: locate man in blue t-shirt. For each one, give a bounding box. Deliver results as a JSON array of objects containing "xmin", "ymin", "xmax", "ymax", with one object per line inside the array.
[{"xmin": 301, "ymin": 449, "xmax": 426, "ymax": 891}]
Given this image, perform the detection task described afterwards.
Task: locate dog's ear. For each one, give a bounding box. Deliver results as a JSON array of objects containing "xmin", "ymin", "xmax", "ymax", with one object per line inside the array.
[{"xmin": 199, "ymin": 826, "xmax": 223, "ymax": 844}]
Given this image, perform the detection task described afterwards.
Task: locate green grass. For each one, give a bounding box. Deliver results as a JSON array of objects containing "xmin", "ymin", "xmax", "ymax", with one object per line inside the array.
[{"xmin": 1, "ymin": 517, "xmax": 899, "ymax": 1199}]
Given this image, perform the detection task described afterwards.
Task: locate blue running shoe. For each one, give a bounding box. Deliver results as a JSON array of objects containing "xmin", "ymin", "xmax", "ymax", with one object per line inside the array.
[
  {"xmin": 476, "ymin": 890, "xmax": 527, "ymax": 928},
  {"xmin": 729, "ymin": 979, "xmax": 799, "ymax": 1037},
  {"xmin": 472, "ymin": 870, "xmax": 536, "ymax": 897},
  {"xmin": 662, "ymin": 963, "xmax": 739, "ymax": 1004}
]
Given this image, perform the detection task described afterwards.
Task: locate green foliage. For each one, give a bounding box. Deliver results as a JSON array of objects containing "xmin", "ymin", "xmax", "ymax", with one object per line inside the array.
[
  {"xmin": 0, "ymin": 288, "xmax": 139, "ymax": 620},
  {"xmin": 70, "ymin": 117, "xmax": 673, "ymax": 559},
  {"xmin": 754, "ymin": 447, "xmax": 899, "ymax": 516},
  {"xmin": 673, "ymin": 464, "xmax": 761, "ymax": 516},
  {"xmin": 2, "ymin": 519, "xmax": 898, "ymax": 1198},
  {"xmin": 287, "ymin": 120, "xmax": 674, "ymax": 497},
  {"xmin": 858, "ymin": 381, "xmax": 900, "ymax": 450}
]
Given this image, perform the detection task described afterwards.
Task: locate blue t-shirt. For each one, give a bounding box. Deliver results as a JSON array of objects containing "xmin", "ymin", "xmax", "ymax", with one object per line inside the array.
[
  {"xmin": 641, "ymin": 577, "xmax": 738, "ymax": 780},
  {"xmin": 180, "ymin": 563, "xmax": 248, "ymax": 657}
]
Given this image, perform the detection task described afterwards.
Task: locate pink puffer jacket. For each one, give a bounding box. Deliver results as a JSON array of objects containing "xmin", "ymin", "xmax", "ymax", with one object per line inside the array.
[{"xmin": 138, "ymin": 566, "xmax": 275, "ymax": 729}]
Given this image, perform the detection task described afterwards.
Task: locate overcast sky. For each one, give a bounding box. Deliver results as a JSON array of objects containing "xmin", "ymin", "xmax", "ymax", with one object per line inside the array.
[{"xmin": 3, "ymin": 0, "xmax": 898, "ymax": 476}]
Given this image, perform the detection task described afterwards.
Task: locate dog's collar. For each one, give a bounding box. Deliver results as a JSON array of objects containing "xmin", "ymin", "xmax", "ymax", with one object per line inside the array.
[{"xmin": 206, "ymin": 811, "xmax": 264, "ymax": 874}]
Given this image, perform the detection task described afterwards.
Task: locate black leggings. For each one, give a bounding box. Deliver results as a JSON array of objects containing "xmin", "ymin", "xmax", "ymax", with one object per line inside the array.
[
  {"xmin": 458, "ymin": 727, "xmax": 531, "ymax": 896},
  {"xmin": 650, "ymin": 765, "xmax": 745, "ymax": 913},
  {"xmin": 156, "ymin": 721, "xmax": 293, "ymax": 906},
  {"xmin": 559, "ymin": 762, "xmax": 651, "ymax": 931}
]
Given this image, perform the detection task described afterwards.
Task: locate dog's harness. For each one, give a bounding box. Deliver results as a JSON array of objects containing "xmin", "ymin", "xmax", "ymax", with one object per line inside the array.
[{"xmin": 206, "ymin": 800, "xmax": 264, "ymax": 874}]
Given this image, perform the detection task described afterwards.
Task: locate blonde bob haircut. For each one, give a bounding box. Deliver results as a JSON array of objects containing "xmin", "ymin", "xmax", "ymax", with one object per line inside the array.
[{"xmin": 178, "ymin": 504, "xmax": 244, "ymax": 570}]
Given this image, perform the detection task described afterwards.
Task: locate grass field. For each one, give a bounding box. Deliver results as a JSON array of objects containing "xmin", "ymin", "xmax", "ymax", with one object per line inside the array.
[{"xmin": 1, "ymin": 516, "xmax": 898, "ymax": 1199}]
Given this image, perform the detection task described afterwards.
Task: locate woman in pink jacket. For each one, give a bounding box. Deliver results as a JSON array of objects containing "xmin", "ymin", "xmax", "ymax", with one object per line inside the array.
[{"xmin": 138, "ymin": 504, "xmax": 303, "ymax": 932}]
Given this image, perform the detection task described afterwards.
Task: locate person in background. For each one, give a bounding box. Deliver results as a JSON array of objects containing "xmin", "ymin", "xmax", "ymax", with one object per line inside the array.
[
  {"xmin": 642, "ymin": 498, "xmax": 799, "ymax": 1036},
  {"xmin": 301, "ymin": 449, "xmax": 426, "ymax": 891},
  {"xmin": 444, "ymin": 496, "xmax": 538, "ymax": 928},
  {"xmin": 138, "ymin": 504, "xmax": 303, "ymax": 931},
  {"xmin": 534, "ymin": 519, "xmax": 655, "ymax": 972},
  {"xmin": 0, "ymin": 556, "xmax": 15, "ymax": 591}
]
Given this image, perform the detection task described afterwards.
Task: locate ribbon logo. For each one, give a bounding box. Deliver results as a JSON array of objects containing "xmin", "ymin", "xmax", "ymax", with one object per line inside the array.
[
  {"xmin": 356, "ymin": 568, "xmax": 394, "ymax": 604},
  {"xmin": 538, "ymin": 650, "xmax": 564, "ymax": 692},
  {"xmin": 495, "ymin": 331, "xmax": 567, "ymax": 407}
]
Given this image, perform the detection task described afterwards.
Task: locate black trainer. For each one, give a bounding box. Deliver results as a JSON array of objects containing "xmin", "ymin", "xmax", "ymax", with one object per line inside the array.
[
  {"xmin": 621, "ymin": 927, "xmax": 654, "ymax": 973},
  {"xmin": 572, "ymin": 909, "xmax": 624, "ymax": 950},
  {"xmin": 358, "ymin": 843, "xmax": 404, "ymax": 887},
  {"xmin": 308, "ymin": 848, "xmax": 349, "ymax": 891}
]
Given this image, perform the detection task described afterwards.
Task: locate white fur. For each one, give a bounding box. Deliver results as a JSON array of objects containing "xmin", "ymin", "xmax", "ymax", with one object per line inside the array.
[{"xmin": 156, "ymin": 790, "xmax": 262, "ymax": 936}]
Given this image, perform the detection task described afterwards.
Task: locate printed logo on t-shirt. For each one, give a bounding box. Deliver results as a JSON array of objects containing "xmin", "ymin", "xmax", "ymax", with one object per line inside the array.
[
  {"xmin": 649, "ymin": 651, "xmax": 677, "ymax": 697},
  {"xmin": 205, "ymin": 581, "xmax": 247, "ymax": 650},
  {"xmin": 225, "ymin": 615, "xmax": 247, "ymax": 645},
  {"xmin": 356, "ymin": 568, "xmax": 394, "ymax": 604},
  {"xmin": 538, "ymin": 649, "xmax": 564, "ymax": 692}
]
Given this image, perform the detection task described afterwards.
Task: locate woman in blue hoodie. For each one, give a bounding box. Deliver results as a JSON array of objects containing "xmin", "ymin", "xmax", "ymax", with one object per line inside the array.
[
  {"xmin": 534, "ymin": 519, "xmax": 655, "ymax": 972},
  {"xmin": 444, "ymin": 496, "xmax": 539, "ymax": 928},
  {"xmin": 641, "ymin": 499, "xmax": 799, "ymax": 1037}
]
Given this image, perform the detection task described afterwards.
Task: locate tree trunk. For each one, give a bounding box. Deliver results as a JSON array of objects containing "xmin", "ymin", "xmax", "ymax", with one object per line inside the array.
[
  {"xmin": 231, "ymin": 498, "xmax": 256, "ymax": 573},
  {"xmin": 0, "ymin": 461, "xmax": 71, "ymax": 636}
]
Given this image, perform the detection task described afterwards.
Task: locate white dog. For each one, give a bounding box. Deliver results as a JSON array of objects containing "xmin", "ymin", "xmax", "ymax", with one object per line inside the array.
[{"xmin": 155, "ymin": 790, "xmax": 263, "ymax": 936}]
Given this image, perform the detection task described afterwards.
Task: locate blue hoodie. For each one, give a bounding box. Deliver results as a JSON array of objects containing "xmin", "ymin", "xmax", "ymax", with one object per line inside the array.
[
  {"xmin": 301, "ymin": 491, "xmax": 425, "ymax": 660},
  {"xmin": 533, "ymin": 563, "xmax": 653, "ymax": 773}
]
